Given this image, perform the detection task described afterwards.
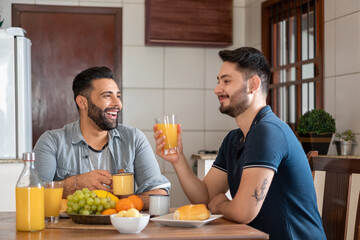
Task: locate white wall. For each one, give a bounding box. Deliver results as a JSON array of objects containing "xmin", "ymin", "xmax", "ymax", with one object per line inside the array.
[
  {"xmin": 0, "ymin": 0, "xmax": 243, "ymax": 210},
  {"xmin": 323, "ymin": 0, "xmax": 360, "ymax": 156},
  {"xmin": 0, "ymin": 163, "xmax": 23, "ymax": 211}
]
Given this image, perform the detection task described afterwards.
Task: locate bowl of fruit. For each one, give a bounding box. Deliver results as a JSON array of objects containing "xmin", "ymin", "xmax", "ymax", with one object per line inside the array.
[
  {"xmin": 66, "ymin": 188, "xmax": 144, "ymax": 225},
  {"xmin": 110, "ymin": 208, "xmax": 150, "ymax": 234}
]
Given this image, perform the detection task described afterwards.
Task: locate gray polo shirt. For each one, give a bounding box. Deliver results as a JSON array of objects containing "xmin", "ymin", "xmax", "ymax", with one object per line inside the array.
[{"xmin": 33, "ymin": 119, "xmax": 170, "ymax": 194}]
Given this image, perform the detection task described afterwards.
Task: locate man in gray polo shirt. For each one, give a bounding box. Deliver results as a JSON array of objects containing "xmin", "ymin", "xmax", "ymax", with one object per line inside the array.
[{"xmin": 34, "ymin": 66, "xmax": 170, "ymax": 209}]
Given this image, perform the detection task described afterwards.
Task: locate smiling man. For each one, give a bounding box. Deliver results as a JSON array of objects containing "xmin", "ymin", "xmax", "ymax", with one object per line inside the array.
[
  {"xmin": 34, "ymin": 67, "xmax": 170, "ymax": 209},
  {"xmin": 154, "ymin": 47, "xmax": 326, "ymax": 239}
]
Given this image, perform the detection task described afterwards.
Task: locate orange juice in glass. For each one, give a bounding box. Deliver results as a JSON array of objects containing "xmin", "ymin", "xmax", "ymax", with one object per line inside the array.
[
  {"xmin": 155, "ymin": 115, "xmax": 179, "ymax": 155},
  {"xmin": 113, "ymin": 173, "xmax": 134, "ymax": 196},
  {"xmin": 16, "ymin": 186, "xmax": 45, "ymax": 231},
  {"xmin": 44, "ymin": 181, "xmax": 64, "ymax": 223}
]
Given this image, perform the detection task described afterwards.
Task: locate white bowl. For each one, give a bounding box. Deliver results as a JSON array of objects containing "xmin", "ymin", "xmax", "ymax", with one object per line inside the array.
[{"xmin": 110, "ymin": 213, "xmax": 150, "ymax": 234}]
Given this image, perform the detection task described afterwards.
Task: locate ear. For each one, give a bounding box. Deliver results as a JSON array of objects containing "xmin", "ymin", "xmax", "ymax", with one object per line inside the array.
[
  {"xmin": 76, "ymin": 95, "xmax": 88, "ymax": 110},
  {"xmin": 248, "ymin": 75, "xmax": 261, "ymax": 94}
]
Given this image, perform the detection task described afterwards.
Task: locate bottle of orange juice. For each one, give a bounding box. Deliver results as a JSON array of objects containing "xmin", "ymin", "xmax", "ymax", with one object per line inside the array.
[{"xmin": 16, "ymin": 152, "xmax": 44, "ymax": 231}]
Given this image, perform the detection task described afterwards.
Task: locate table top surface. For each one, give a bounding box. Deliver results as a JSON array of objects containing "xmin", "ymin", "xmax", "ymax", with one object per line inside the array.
[{"xmin": 1, "ymin": 212, "xmax": 268, "ymax": 240}]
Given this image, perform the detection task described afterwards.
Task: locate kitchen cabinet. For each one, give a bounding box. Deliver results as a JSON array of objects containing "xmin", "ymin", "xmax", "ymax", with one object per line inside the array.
[{"xmin": 145, "ymin": 0, "xmax": 233, "ymax": 47}]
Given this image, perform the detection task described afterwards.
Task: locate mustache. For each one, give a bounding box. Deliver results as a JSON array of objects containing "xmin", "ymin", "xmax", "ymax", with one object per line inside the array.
[
  {"xmin": 104, "ymin": 107, "xmax": 121, "ymax": 112},
  {"xmin": 218, "ymin": 94, "xmax": 229, "ymax": 98}
]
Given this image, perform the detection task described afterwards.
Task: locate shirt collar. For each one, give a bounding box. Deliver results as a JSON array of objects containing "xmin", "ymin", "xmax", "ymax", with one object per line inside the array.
[
  {"xmin": 232, "ymin": 105, "xmax": 272, "ymax": 149},
  {"xmin": 252, "ymin": 105, "xmax": 272, "ymax": 126},
  {"xmin": 71, "ymin": 119, "xmax": 121, "ymax": 145}
]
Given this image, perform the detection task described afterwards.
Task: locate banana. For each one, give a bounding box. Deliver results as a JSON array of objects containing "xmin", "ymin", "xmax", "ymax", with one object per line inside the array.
[{"xmin": 93, "ymin": 190, "xmax": 119, "ymax": 202}]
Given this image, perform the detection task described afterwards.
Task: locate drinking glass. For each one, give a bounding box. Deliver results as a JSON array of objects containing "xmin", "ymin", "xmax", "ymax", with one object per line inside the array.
[
  {"xmin": 155, "ymin": 115, "xmax": 179, "ymax": 155},
  {"xmin": 44, "ymin": 181, "xmax": 64, "ymax": 223}
]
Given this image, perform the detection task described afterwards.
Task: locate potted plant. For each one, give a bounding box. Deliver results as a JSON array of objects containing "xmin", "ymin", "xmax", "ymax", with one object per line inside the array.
[
  {"xmin": 334, "ymin": 129, "xmax": 357, "ymax": 156},
  {"xmin": 297, "ymin": 109, "xmax": 336, "ymax": 155}
]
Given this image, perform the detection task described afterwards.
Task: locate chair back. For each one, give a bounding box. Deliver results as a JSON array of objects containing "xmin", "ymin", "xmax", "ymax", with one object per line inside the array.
[{"xmin": 308, "ymin": 153, "xmax": 360, "ymax": 240}]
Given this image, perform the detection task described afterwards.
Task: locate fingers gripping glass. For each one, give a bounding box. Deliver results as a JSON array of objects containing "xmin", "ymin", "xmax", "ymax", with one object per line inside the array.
[{"xmin": 155, "ymin": 115, "xmax": 179, "ymax": 155}]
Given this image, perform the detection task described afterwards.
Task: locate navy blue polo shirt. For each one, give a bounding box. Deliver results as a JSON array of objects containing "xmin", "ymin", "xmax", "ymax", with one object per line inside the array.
[{"xmin": 213, "ymin": 106, "xmax": 326, "ymax": 240}]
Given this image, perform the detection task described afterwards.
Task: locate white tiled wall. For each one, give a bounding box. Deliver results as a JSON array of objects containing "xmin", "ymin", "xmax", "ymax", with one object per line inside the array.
[
  {"xmin": 335, "ymin": 13, "xmax": 360, "ymax": 76},
  {"xmin": 323, "ymin": 0, "xmax": 360, "ymax": 155}
]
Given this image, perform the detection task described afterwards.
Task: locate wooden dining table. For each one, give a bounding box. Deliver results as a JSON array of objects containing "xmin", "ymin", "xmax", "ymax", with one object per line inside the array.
[{"xmin": 1, "ymin": 212, "xmax": 268, "ymax": 240}]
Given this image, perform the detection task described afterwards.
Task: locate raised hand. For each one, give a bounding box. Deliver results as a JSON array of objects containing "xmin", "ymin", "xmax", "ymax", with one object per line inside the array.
[{"xmin": 153, "ymin": 123, "xmax": 184, "ymax": 164}]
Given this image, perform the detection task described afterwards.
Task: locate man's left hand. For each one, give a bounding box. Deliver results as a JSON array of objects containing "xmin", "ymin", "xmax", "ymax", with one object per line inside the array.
[{"xmin": 208, "ymin": 193, "xmax": 229, "ymax": 214}]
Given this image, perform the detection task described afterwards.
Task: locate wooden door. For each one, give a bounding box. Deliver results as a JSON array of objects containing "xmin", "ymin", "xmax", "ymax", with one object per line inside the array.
[{"xmin": 12, "ymin": 4, "xmax": 122, "ymax": 146}]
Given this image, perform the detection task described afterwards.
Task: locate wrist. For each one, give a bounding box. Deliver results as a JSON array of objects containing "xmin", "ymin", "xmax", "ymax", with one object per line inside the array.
[{"xmin": 74, "ymin": 175, "xmax": 78, "ymax": 190}]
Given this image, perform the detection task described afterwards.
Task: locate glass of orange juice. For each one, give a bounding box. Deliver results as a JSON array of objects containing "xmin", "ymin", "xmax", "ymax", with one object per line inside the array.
[
  {"xmin": 155, "ymin": 114, "xmax": 179, "ymax": 155},
  {"xmin": 113, "ymin": 172, "xmax": 134, "ymax": 196},
  {"xmin": 44, "ymin": 181, "xmax": 64, "ymax": 223}
]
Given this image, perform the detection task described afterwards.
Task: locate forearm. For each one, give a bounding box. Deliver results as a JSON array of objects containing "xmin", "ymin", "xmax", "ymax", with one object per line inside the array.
[
  {"xmin": 210, "ymin": 168, "xmax": 274, "ymax": 224},
  {"xmin": 173, "ymin": 154, "xmax": 210, "ymax": 204},
  {"xmin": 137, "ymin": 188, "xmax": 167, "ymax": 211},
  {"xmin": 216, "ymin": 199, "xmax": 254, "ymax": 224}
]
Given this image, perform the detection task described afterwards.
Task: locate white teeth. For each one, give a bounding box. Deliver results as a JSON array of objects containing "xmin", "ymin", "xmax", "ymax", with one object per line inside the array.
[{"xmin": 106, "ymin": 111, "xmax": 117, "ymax": 116}]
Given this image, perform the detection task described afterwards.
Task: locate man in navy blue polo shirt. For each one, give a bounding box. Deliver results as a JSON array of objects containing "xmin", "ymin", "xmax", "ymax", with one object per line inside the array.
[{"xmin": 154, "ymin": 47, "xmax": 326, "ymax": 239}]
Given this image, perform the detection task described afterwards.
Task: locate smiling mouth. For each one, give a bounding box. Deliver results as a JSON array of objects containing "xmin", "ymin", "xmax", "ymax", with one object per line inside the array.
[
  {"xmin": 218, "ymin": 95, "xmax": 229, "ymax": 103},
  {"xmin": 105, "ymin": 110, "xmax": 118, "ymax": 119}
]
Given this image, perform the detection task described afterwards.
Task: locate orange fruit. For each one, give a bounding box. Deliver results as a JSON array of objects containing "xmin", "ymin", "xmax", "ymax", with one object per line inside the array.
[
  {"xmin": 101, "ymin": 208, "xmax": 117, "ymax": 215},
  {"xmin": 115, "ymin": 198, "xmax": 135, "ymax": 212},
  {"xmin": 127, "ymin": 195, "xmax": 144, "ymax": 211}
]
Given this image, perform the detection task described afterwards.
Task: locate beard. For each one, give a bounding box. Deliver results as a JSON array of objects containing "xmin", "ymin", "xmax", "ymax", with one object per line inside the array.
[
  {"xmin": 87, "ymin": 98, "xmax": 119, "ymax": 131},
  {"xmin": 219, "ymin": 84, "xmax": 250, "ymax": 118}
]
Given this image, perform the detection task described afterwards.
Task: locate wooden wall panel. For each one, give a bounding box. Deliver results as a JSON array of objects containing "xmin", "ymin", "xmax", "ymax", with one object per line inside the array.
[{"xmin": 145, "ymin": 0, "xmax": 232, "ymax": 47}]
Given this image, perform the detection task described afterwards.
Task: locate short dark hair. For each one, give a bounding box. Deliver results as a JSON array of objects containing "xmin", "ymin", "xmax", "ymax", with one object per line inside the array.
[
  {"xmin": 218, "ymin": 47, "xmax": 271, "ymax": 95},
  {"xmin": 72, "ymin": 66, "xmax": 114, "ymax": 108}
]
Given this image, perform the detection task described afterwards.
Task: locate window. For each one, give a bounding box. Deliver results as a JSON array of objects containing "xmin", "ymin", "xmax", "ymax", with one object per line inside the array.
[{"xmin": 261, "ymin": 0, "xmax": 324, "ymax": 131}]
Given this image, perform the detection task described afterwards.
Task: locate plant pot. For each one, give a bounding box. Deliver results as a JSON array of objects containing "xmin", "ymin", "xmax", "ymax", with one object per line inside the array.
[
  {"xmin": 298, "ymin": 132, "xmax": 333, "ymax": 155},
  {"xmin": 333, "ymin": 141, "xmax": 354, "ymax": 156}
]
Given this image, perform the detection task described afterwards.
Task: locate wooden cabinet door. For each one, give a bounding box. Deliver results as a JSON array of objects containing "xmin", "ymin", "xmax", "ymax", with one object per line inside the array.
[{"xmin": 12, "ymin": 4, "xmax": 122, "ymax": 146}]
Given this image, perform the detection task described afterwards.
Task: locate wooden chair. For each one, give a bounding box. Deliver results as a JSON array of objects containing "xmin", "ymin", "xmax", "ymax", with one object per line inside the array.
[
  {"xmin": 355, "ymin": 191, "xmax": 360, "ymax": 240},
  {"xmin": 308, "ymin": 153, "xmax": 360, "ymax": 240},
  {"xmin": 306, "ymin": 150, "xmax": 318, "ymax": 179}
]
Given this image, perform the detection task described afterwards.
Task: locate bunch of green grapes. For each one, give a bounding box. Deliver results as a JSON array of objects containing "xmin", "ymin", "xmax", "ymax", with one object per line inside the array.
[{"xmin": 66, "ymin": 188, "xmax": 116, "ymax": 215}]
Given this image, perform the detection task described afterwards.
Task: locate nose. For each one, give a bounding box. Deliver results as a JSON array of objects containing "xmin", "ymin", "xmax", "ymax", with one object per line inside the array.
[
  {"xmin": 214, "ymin": 82, "xmax": 223, "ymax": 96},
  {"xmin": 112, "ymin": 95, "xmax": 123, "ymax": 109}
]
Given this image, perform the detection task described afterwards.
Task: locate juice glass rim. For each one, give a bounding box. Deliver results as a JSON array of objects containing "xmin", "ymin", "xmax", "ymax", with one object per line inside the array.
[{"xmin": 44, "ymin": 181, "xmax": 63, "ymax": 188}]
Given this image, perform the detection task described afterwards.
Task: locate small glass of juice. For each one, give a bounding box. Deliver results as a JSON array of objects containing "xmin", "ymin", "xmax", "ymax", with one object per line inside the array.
[
  {"xmin": 44, "ymin": 181, "xmax": 64, "ymax": 223},
  {"xmin": 154, "ymin": 114, "xmax": 179, "ymax": 155}
]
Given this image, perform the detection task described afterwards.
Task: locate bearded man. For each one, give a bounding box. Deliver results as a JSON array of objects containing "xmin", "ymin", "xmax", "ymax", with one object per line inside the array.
[
  {"xmin": 153, "ymin": 47, "xmax": 326, "ymax": 239},
  {"xmin": 34, "ymin": 67, "xmax": 170, "ymax": 209}
]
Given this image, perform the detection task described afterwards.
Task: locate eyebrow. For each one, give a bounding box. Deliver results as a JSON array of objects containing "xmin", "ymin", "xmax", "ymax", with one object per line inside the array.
[
  {"xmin": 217, "ymin": 74, "xmax": 232, "ymax": 80},
  {"xmin": 100, "ymin": 91, "xmax": 121, "ymax": 95}
]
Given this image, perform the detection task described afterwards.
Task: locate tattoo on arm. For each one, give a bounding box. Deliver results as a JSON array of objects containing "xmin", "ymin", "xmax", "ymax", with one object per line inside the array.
[{"xmin": 251, "ymin": 178, "xmax": 269, "ymax": 204}]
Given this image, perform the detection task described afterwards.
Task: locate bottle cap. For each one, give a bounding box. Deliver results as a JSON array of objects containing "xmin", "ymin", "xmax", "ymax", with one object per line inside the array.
[{"xmin": 23, "ymin": 152, "xmax": 35, "ymax": 161}]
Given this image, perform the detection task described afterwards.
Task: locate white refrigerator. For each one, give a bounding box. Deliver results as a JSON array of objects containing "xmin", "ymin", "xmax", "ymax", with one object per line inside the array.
[{"xmin": 0, "ymin": 27, "xmax": 32, "ymax": 159}]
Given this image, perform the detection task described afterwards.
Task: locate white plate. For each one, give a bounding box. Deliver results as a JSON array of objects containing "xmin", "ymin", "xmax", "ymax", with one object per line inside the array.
[{"xmin": 150, "ymin": 213, "xmax": 222, "ymax": 228}]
